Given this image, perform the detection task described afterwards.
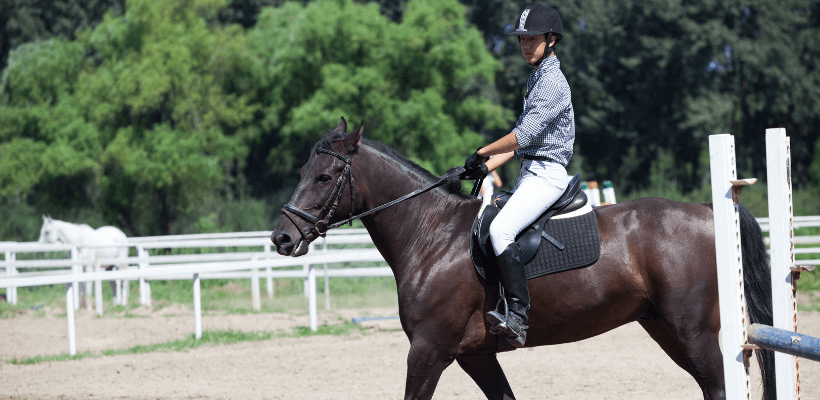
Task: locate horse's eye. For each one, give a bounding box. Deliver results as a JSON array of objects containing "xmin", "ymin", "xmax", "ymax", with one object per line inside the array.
[{"xmin": 316, "ymin": 174, "xmax": 332, "ymax": 184}]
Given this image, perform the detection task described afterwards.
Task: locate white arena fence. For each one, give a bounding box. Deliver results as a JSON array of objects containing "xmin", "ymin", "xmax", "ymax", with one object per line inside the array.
[{"xmin": 0, "ymin": 229, "xmax": 386, "ymax": 355}]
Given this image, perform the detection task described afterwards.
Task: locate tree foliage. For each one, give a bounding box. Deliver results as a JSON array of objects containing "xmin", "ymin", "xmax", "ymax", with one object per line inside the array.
[
  {"xmin": 0, "ymin": 0, "xmax": 819, "ymax": 240},
  {"xmin": 0, "ymin": 0, "xmax": 126, "ymax": 71},
  {"xmin": 0, "ymin": 0, "xmax": 510, "ymax": 237},
  {"xmin": 0, "ymin": 0, "xmax": 257, "ymax": 235},
  {"xmin": 243, "ymin": 0, "xmax": 510, "ymax": 192},
  {"xmin": 461, "ymin": 0, "xmax": 820, "ymax": 193}
]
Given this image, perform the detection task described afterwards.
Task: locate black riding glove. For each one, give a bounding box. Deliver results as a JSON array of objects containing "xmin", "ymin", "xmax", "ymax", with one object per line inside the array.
[
  {"xmin": 464, "ymin": 147, "xmax": 489, "ymax": 170},
  {"xmin": 461, "ymin": 163, "xmax": 488, "ymax": 180}
]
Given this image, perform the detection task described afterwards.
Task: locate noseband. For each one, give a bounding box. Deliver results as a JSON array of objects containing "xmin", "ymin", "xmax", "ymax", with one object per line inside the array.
[
  {"xmin": 281, "ymin": 148, "xmax": 466, "ymax": 242},
  {"xmin": 282, "ymin": 148, "xmax": 355, "ymax": 240}
]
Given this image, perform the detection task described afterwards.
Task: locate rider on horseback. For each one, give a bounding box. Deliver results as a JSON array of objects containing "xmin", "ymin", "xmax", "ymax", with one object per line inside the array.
[{"xmin": 463, "ymin": 4, "xmax": 575, "ymax": 348}]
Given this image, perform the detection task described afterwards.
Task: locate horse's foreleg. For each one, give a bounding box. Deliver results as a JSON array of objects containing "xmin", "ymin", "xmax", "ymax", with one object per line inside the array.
[
  {"xmin": 404, "ymin": 338, "xmax": 459, "ymax": 400},
  {"xmin": 456, "ymin": 352, "xmax": 515, "ymax": 399}
]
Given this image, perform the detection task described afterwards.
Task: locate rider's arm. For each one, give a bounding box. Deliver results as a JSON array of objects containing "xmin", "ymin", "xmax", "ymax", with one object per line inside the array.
[
  {"xmin": 485, "ymin": 151, "xmax": 515, "ymax": 172},
  {"xmin": 477, "ymin": 131, "xmax": 520, "ymax": 157},
  {"xmin": 491, "ymin": 170, "xmax": 503, "ymax": 187}
]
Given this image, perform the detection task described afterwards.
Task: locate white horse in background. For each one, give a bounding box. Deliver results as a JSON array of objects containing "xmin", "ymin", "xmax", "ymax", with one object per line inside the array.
[{"xmin": 38, "ymin": 216, "xmax": 130, "ymax": 305}]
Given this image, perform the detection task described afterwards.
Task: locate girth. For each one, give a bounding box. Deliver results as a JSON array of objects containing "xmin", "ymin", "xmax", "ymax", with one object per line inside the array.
[{"xmin": 475, "ymin": 174, "xmax": 586, "ymax": 264}]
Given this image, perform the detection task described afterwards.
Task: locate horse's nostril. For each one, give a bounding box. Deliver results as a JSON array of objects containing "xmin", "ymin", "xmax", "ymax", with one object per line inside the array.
[{"xmin": 274, "ymin": 233, "xmax": 292, "ymax": 246}]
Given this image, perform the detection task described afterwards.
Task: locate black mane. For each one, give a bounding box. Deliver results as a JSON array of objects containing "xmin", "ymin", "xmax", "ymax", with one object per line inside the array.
[{"xmin": 315, "ymin": 129, "xmax": 468, "ymax": 198}]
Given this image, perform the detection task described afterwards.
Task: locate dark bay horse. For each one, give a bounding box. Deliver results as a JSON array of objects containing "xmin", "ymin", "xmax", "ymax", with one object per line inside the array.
[{"xmin": 271, "ymin": 118, "xmax": 775, "ymax": 400}]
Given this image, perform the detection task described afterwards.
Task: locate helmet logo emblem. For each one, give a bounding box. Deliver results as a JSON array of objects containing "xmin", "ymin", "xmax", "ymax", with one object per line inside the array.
[{"xmin": 517, "ymin": 9, "xmax": 531, "ymax": 32}]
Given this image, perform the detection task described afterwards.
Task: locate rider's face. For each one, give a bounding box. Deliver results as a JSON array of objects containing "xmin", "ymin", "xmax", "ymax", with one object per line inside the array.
[{"xmin": 519, "ymin": 34, "xmax": 549, "ymax": 65}]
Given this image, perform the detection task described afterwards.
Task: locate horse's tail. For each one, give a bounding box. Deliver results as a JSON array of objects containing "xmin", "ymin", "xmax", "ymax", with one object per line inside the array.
[{"xmin": 738, "ymin": 204, "xmax": 776, "ymax": 400}]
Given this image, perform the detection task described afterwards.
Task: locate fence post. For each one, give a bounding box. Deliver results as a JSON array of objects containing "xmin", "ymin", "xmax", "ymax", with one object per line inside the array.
[
  {"xmin": 264, "ymin": 244, "xmax": 274, "ymax": 298},
  {"xmin": 138, "ymin": 246, "xmax": 151, "ymax": 307},
  {"xmin": 71, "ymin": 247, "xmax": 81, "ymax": 311},
  {"xmin": 114, "ymin": 250, "xmax": 122, "ymax": 305},
  {"xmin": 323, "ymin": 238, "xmax": 330, "ymax": 310},
  {"xmin": 95, "ymin": 260, "xmax": 103, "ymax": 316},
  {"xmin": 193, "ymin": 273, "xmax": 202, "ymax": 340},
  {"xmin": 66, "ymin": 281, "xmax": 77, "ymax": 356},
  {"xmin": 709, "ymin": 134, "xmax": 751, "ymax": 400},
  {"xmin": 79, "ymin": 264, "xmax": 94, "ymax": 310},
  {"xmin": 766, "ymin": 128, "xmax": 799, "ymax": 400},
  {"xmin": 303, "ymin": 243, "xmax": 311, "ymax": 298},
  {"xmin": 251, "ymin": 256, "xmax": 261, "ymax": 311},
  {"xmin": 5, "ymin": 251, "xmax": 17, "ymax": 305},
  {"xmin": 308, "ymin": 262, "xmax": 317, "ymax": 332},
  {"xmin": 121, "ymin": 265, "xmax": 129, "ymax": 306}
]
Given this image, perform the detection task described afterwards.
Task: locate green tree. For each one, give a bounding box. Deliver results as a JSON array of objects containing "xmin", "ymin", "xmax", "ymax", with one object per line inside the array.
[
  {"xmin": 0, "ymin": 0, "xmax": 258, "ymax": 235},
  {"xmin": 243, "ymin": 0, "xmax": 512, "ymax": 195},
  {"xmin": 0, "ymin": 0, "xmax": 125, "ymax": 71},
  {"xmin": 462, "ymin": 0, "xmax": 820, "ymax": 194}
]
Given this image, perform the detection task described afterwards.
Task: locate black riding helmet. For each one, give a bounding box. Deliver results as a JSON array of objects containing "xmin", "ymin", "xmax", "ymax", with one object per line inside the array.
[{"xmin": 507, "ymin": 4, "xmax": 563, "ymax": 65}]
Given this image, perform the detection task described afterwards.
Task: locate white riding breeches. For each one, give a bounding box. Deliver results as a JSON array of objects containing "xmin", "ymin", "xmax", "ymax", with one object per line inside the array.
[{"xmin": 489, "ymin": 159, "xmax": 568, "ymax": 256}]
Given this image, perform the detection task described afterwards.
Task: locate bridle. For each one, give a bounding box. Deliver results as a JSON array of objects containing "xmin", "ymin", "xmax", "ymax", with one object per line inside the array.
[
  {"xmin": 282, "ymin": 148, "xmax": 355, "ymax": 241},
  {"xmin": 281, "ymin": 147, "xmax": 466, "ymax": 241}
]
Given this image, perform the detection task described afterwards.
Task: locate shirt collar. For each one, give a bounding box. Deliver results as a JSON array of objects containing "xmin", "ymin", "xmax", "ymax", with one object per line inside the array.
[{"xmin": 535, "ymin": 54, "xmax": 559, "ymax": 75}]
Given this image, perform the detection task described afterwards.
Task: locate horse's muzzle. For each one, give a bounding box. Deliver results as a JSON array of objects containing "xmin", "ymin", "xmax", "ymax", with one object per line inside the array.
[
  {"xmin": 271, "ymin": 230, "xmax": 294, "ymax": 256},
  {"xmin": 271, "ymin": 230, "xmax": 312, "ymax": 257}
]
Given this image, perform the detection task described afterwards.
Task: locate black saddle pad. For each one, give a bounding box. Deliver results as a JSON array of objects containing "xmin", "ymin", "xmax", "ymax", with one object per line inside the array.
[{"xmin": 472, "ymin": 210, "xmax": 601, "ymax": 282}]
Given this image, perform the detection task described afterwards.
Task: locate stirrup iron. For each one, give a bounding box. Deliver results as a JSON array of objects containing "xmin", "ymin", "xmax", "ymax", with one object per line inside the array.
[{"xmin": 487, "ymin": 283, "xmax": 509, "ymax": 335}]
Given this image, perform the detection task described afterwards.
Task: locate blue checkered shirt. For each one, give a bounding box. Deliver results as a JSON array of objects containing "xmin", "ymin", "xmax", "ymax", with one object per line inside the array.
[{"xmin": 513, "ymin": 56, "xmax": 575, "ymax": 167}]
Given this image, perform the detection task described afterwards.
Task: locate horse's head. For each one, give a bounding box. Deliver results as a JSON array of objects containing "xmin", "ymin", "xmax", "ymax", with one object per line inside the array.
[
  {"xmin": 272, "ymin": 117, "xmax": 364, "ymax": 256},
  {"xmin": 38, "ymin": 215, "xmax": 58, "ymax": 243}
]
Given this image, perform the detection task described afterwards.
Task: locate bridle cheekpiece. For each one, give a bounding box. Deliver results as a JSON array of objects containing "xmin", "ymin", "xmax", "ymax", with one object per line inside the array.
[{"xmin": 281, "ymin": 147, "xmax": 355, "ymax": 240}]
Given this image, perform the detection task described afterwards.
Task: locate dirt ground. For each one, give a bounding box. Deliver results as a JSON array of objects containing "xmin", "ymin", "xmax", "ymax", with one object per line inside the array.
[{"xmin": 2, "ymin": 302, "xmax": 819, "ymax": 400}]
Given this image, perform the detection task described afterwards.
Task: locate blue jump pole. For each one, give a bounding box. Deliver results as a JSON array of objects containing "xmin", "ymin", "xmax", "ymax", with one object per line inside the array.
[{"xmin": 748, "ymin": 323, "xmax": 820, "ymax": 362}]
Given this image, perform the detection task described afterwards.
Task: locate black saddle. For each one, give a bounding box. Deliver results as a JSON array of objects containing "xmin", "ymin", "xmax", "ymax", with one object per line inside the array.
[{"xmin": 473, "ymin": 174, "xmax": 587, "ymax": 265}]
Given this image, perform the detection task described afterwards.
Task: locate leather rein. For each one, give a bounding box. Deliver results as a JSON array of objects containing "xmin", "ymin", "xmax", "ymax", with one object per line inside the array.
[{"xmin": 282, "ymin": 148, "xmax": 465, "ymax": 240}]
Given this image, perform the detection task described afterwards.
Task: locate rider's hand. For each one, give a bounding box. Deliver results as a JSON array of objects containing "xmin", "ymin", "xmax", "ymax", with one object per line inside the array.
[
  {"xmin": 461, "ymin": 163, "xmax": 488, "ymax": 180},
  {"xmin": 464, "ymin": 148, "xmax": 489, "ymax": 169}
]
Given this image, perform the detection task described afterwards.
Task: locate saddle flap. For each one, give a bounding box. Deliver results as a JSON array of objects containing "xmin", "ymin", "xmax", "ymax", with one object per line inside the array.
[{"xmin": 476, "ymin": 205, "xmax": 500, "ymax": 259}]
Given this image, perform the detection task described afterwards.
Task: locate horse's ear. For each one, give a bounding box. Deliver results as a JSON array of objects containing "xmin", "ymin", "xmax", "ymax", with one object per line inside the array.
[
  {"xmin": 342, "ymin": 121, "xmax": 364, "ymax": 153},
  {"xmin": 334, "ymin": 116, "xmax": 347, "ymax": 134}
]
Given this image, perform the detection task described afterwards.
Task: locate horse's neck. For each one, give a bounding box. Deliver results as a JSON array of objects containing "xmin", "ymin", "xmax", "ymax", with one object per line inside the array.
[
  {"xmin": 53, "ymin": 221, "xmax": 89, "ymax": 245},
  {"xmin": 356, "ymin": 147, "xmax": 478, "ymax": 280}
]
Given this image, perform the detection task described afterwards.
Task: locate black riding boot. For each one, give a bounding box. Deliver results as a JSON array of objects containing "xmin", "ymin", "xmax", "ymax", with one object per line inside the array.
[{"xmin": 485, "ymin": 242, "xmax": 530, "ymax": 348}]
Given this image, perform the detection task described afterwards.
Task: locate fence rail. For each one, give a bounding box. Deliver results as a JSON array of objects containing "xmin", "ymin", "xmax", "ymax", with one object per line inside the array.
[{"xmin": 0, "ymin": 241, "xmax": 388, "ymax": 355}]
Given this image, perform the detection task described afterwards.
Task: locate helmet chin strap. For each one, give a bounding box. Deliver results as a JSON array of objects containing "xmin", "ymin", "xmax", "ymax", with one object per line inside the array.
[{"xmin": 528, "ymin": 33, "xmax": 553, "ymax": 67}]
